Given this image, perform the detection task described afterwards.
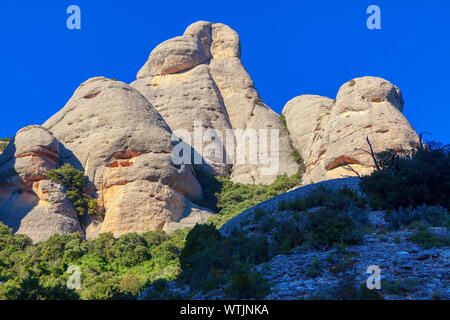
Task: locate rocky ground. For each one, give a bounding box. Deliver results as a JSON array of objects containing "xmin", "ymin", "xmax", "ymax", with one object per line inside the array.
[
  {"xmin": 260, "ymin": 227, "xmax": 449, "ymax": 300},
  {"xmin": 138, "ymin": 226, "xmax": 449, "ymax": 300}
]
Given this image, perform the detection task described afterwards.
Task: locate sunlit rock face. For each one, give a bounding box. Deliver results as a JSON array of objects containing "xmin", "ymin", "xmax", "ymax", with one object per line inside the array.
[
  {"xmin": 42, "ymin": 77, "xmax": 211, "ymax": 238},
  {"xmin": 283, "ymin": 77, "xmax": 420, "ymax": 185},
  {"xmin": 0, "ymin": 125, "xmax": 82, "ymax": 242},
  {"xmin": 132, "ymin": 21, "xmax": 298, "ymax": 184}
]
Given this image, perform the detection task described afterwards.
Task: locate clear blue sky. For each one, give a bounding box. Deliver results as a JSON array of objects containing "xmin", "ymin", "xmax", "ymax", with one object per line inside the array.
[{"xmin": 0, "ymin": 0, "xmax": 449, "ymax": 143}]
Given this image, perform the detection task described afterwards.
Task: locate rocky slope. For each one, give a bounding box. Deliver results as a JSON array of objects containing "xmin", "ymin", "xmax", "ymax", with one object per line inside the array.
[
  {"xmin": 138, "ymin": 177, "xmax": 449, "ymax": 300},
  {"xmin": 260, "ymin": 227, "xmax": 449, "ymax": 300},
  {"xmin": 0, "ymin": 21, "xmax": 421, "ymax": 242}
]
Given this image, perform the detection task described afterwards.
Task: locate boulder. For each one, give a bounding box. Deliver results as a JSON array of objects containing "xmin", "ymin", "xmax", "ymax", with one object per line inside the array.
[
  {"xmin": 133, "ymin": 21, "xmax": 299, "ymax": 184},
  {"xmin": 282, "ymin": 77, "xmax": 420, "ymax": 184},
  {"xmin": 137, "ymin": 36, "xmax": 208, "ymax": 78},
  {"xmin": 43, "ymin": 77, "xmax": 212, "ymax": 237},
  {"xmin": 132, "ymin": 64, "xmax": 233, "ymax": 176},
  {"xmin": 0, "ymin": 125, "xmax": 82, "ymax": 242}
]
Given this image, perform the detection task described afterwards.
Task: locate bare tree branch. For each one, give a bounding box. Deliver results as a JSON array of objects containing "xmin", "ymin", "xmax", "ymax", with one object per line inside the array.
[
  {"xmin": 366, "ymin": 136, "xmax": 380, "ymax": 171},
  {"xmin": 341, "ymin": 162, "xmax": 361, "ymax": 178}
]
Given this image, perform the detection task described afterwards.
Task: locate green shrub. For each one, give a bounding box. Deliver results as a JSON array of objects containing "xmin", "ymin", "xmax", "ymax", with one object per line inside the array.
[
  {"xmin": 300, "ymin": 208, "xmax": 364, "ymax": 249},
  {"xmin": 279, "ymin": 113, "xmax": 287, "ymax": 130},
  {"xmin": 208, "ymin": 169, "xmax": 303, "ymax": 228},
  {"xmin": 360, "ymin": 142, "xmax": 450, "ymax": 210},
  {"xmin": 227, "ymin": 265, "xmax": 269, "ymax": 299},
  {"xmin": 46, "ymin": 164, "xmax": 100, "ymax": 220},
  {"xmin": 382, "ymin": 278, "xmax": 421, "ymax": 295},
  {"xmin": 178, "ymin": 224, "xmax": 270, "ymax": 298},
  {"xmin": 387, "ymin": 205, "xmax": 449, "ymax": 230},
  {"xmin": 1, "ymin": 277, "xmax": 79, "ymax": 300},
  {"xmin": 0, "ymin": 222, "xmax": 187, "ymax": 300},
  {"xmin": 278, "ymin": 186, "xmax": 367, "ymax": 212},
  {"xmin": 408, "ymin": 224, "xmax": 450, "ymax": 249},
  {"xmin": 306, "ymin": 257, "xmax": 321, "ymax": 278},
  {"xmin": 272, "ymin": 218, "xmax": 302, "ymax": 254}
]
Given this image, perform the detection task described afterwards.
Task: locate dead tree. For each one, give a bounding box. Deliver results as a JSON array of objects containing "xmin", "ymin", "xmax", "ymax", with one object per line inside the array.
[{"xmin": 366, "ymin": 136, "xmax": 380, "ymax": 171}]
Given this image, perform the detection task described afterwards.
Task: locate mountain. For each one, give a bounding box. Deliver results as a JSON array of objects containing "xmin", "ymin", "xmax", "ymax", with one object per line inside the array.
[{"xmin": 0, "ymin": 21, "xmax": 420, "ymax": 242}]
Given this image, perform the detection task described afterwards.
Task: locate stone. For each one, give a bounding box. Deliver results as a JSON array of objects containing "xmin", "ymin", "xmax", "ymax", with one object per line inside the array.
[
  {"xmin": 137, "ymin": 36, "xmax": 208, "ymax": 78},
  {"xmin": 133, "ymin": 21, "xmax": 299, "ymax": 184},
  {"xmin": 0, "ymin": 125, "xmax": 82, "ymax": 242},
  {"xmin": 282, "ymin": 77, "xmax": 420, "ymax": 184},
  {"xmin": 43, "ymin": 77, "xmax": 211, "ymax": 237},
  {"xmin": 132, "ymin": 64, "xmax": 233, "ymax": 176}
]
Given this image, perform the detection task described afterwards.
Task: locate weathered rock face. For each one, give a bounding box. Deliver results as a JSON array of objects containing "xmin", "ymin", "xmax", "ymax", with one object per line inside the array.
[
  {"xmin": 132, "ymin": 21, "xmax": 298, "ymax": 184},
  {"xmin": 0, "ymin": 125, "xmax": 82, "ymax": 242},
  {"xmin": 43, "ymin": 77, "xmax": 212, "ymax": 238},
  {"xmin": 283, "ymin": 77, "xmax": 420, "ymax": 184}
]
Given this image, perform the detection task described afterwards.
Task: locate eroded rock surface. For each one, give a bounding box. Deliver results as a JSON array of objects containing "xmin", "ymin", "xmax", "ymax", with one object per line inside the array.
[
  {"xmin": 132, "ymin": 21, "xmax": 298, "ymax": 184},
  {"xmin": 0, "ymin": 126, "xmax": 82, "ymax": 242},
  {"xmin": 282, "ymin": 77, "xmax": 420, "ymax": 184},
  {"xmin": 43, "ymin": 77, "xmax": 211, "ymax": 238}
]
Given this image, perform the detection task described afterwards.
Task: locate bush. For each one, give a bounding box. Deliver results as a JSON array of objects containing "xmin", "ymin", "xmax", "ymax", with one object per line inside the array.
[
  {"xmin": 387, "ymin": 205, "xmax": 449, "ymax": 230},
  {"xmin": 208, "ymin": 169, "xmax": 304, "ymax": 228},
  {"xmin": 382, "ymin": 278, "xmax": 421, "ymax": 295},
  {"xmin": 0, "ymin": 222, "xmax": 187, "ymax": 300},
  {"xmin": 300, "ymin": 208, "xmax": 364, "ymax": 249},
  {"xmin": 408, "ymin": 223, "xmax": 450, "ymax": 249},
  {"xmin": 360, "ymin": 142, "xmax": 450, "ymax": 210},
  {"xmin": 178, "ymin": 224, "xmax": 270, "ymax": 298},
  {"xmin": 278, "ymin": 186, "xmax": 367, "ymax": 212},
  {"xmin": 46, "ymin": 164, "xmax": 100, "ymax": 219}
]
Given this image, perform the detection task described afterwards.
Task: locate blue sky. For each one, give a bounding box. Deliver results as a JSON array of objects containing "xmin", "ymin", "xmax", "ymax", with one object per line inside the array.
[{"xmin": 0, "ymin": 0, "xmax": 449, "ymax": 143}]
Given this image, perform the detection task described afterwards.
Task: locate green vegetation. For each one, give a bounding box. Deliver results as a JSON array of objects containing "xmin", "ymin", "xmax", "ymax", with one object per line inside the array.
[
  {"xmin": 178, "ymin": 224, "xmax": 270, "ymax": 298},
  {"xmin": 206, "ymin": 167, "xmax": 304, "ymax": 228},
  {"xmin": 3, "ymin": 135, "xmax": 448, "ymax": 300},
  {"xmin": 278, "ymin": 185, "xmax": 367, "ymax": 212},
  {"xmin": 360, "ymin": 142, "xmax": 450, "ymax": 211},
  {"xmin": 308, "ymin": 256, "xmax": 384, "ymax": 300},
  {"xmin": 407, "ymin": 222, "xmax": 450, "ymax": 249},
  {"xmin": 305, "ymin": 257, "xmax": 322, "ymax": 278},
  {"xmin": 0, "ymin": 223, "xmax": 188, "ymax": 300},
  {"xmin": 382, "ymin": 277, "xmax": 421, "ymax": 295},
  {"xmin": 46, "ymin": 164, "xmax": 100, "ymax": 222},
  {"xmin": 291, "ymin": 149, "xmax": 302, "ymax": 165},
  {"xmin": 256, "ymin": 186, "xmax": 370, "ymax": 252},
  {"xmin": 279, "ymin": 113, "xmax": 287, "ymax": 130},
  {"xmin": 386, "ymin": 205, "xmax": 449, "ymax": 230},
  {"xmin": 0, "ymin": 137, "xmax": 11, "ymax": 153}
]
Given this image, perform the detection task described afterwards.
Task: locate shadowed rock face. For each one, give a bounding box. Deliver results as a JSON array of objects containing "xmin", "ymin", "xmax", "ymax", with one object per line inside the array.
[
  {"xmin": 41, "ymin": 77, "xmax": 212, "ymax": 238},
  {"xmin": 282, "ymin": 77, "xmax": 420, "ymax": 184},
  {"xmin": 0, "ymin": 125, "xmax": 82, "ymax": 242},
  {"xmin": 132, "ymin": 21, "xmax": 298, "ymax": 184}
]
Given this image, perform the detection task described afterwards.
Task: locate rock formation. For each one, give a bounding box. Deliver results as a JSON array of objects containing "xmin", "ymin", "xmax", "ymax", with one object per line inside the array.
[
  {"xmin": 0, "ymin": 22, "xmax": 422, "ymax": 242},
  {"xmin": 282, "ymin": 76, "xmax": 420, "ymax": 184},
  {"xmin": 42, "ymin": 77, "xmax": 212, "ymax": 238},
  {"xmin": 132, "ymin": 21, "xmax": 298, "ymax": 184},
  {"xmin": 0, "ymin": 125, "xmax": 82, "ymax": 242}
]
